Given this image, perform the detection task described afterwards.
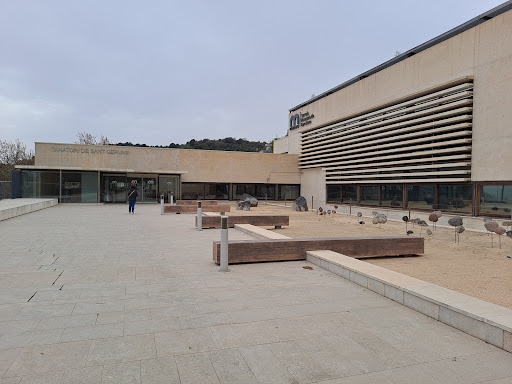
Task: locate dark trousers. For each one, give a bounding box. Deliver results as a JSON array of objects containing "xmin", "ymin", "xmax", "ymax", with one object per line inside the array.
[{"xmin": 129, "ymin": 200, "xmax": 135, "ymax": 212}]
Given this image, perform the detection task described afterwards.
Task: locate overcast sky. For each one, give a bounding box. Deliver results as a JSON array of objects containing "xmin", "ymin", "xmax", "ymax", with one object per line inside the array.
[{"xmin": 0, "ymin": 0, "xmax": 506, "ymax": 149}]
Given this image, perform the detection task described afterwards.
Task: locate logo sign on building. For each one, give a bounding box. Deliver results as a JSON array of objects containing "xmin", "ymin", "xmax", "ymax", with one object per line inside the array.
[{"xmin": 289, "ymin": 111, "xmax": 315, "ymax": 130}]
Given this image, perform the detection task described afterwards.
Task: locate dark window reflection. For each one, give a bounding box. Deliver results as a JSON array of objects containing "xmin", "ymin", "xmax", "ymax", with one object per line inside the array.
[
  {"xmin": 360, "ymin": 186, "xmax": 379, "ymax": 206},
  {"xmin": 480, "ymin": 185, "xmax": 512, "ymax": 215},
  {"xmin": 341, "ymin": 185, "xmax": 357, "ymax": 203},
  {"xmin": 407, "ymin": 185, "xmax": 435, "ymax": 210},
  {"xmin": 279, "ymin": 185, "xmax": 300, "ymax": 200},
  {"xmin": 437, "ymin": 185, "xmax": 472, "ymax": 213},
  {"xmin": 381, "ymin": 185, "xmax": 403, "ymax": 207},
  {"xmin": 62, "ymin": 172, "xmax": 97, "ymax": 203},
  {"xmin": 327, "ymin": 185, "xmax": 341, "ymax": 203}
]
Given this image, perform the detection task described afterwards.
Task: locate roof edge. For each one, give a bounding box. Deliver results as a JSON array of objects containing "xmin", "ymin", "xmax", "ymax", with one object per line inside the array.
[{"xmin": 289, "ymin": 0, "xmax": 512, "ymax": 112}]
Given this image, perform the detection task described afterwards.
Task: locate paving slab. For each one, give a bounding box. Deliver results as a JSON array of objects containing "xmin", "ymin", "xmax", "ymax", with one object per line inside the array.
[{"xmin": 1, "ymin": 204, "xmax": 512, "ymax": 383}]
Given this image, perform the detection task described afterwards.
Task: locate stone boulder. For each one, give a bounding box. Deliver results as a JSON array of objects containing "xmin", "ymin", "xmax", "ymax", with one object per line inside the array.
[
  {"xmin": 236, "ymin": 200, "xmax": 251, "ymax": 211},
  {"xmin": 292, "ymin": 196, "xmax": 308, "ymax": 212},
  {"xmin": 241, "ymin": 194, "xmax": 258, "ymax": 207}
]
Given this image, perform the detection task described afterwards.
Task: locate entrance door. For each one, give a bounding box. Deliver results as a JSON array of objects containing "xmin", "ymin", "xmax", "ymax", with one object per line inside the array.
[
  {"xmin": 127, "ymin": 176, "xmax": 158, "ymax": 203},
  {"xmin": 142, "ymin": 178, "xmax": 157, "ymax": 203},
  {"xmin": 103, "ymin": 174, "xmax": 127, "ymax": 203}
]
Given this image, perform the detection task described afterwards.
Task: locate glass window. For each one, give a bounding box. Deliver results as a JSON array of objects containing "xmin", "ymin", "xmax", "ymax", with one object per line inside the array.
[
  {"xmin": 101, "ymin": 174, "xmax": 127, "ymax": 203},
  {"xmin": 158, "ymin": 175, "xmax": 180, "ymax": 203},
  {"xmin": 437, "ymin": 184, "xmax": 472, "ymax": 213},
  {"xmin": 233, "ymin": 184, "xmax": 255, "ymax": 199},
  {"xmin": 204, "ymin": 183, "xmax": 229, "ymax": 200},
  {"xmin": 407, "ymin": 185, "xmax": 435, "ymax": 210},
  {"xmin": 181, "ymin": 183, "xmax": 204, "ymax": 200},
  {"xmin": 327, "ymin": 185, "xmax": 341, "ymax": 203},
  {"xmin": 381, "ymin": 185, "xmax": 403, "ymax": 207},
  {"xmin": 21, "ymin": 171, "xmax": 60, "ymax": 200},
  {"xmin": 278, "ymin": 185, "xmax": 300, "ymax": 200},
  {"xmin": 257, "ymin": 185, "xmax": 275, "ymax": 200},
  {"xmin": 360, "ymin": 185, "xmax": 379, "ymax": 206},
  {"xmin": 233, "ymin": 184, "xmax": 274, "ymax": 200},
  {"xmin": 341, "ymin": 185, "xmax": 357, "ymax": 203},
  {"xmin": 62, "ymin": 172, "xmax": 97, "ymax": 203},
  {"xmin": 480, "ymin": 185, "xmax": 512, "ymax": 216}
]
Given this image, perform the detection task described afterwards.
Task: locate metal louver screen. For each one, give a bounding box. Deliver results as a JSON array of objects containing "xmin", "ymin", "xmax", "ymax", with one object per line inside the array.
[{"xmin": 299, "ymin": 79, "xmax": 473, "ymax": 184}]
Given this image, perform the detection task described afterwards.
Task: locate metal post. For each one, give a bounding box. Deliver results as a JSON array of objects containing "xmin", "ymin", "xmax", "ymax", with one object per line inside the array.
[
  {"xmin": 170, "ymin": 192, "xmax": 174, "ymax": 205},
  {"xmin": 219, "ymin": 216, "xmax": 230, "ymax": 272},
  {"xmin": 196, "ymin": 201, "xmax": 202, "ymax": 231},
  {"xmin": 160, "ymin": 194, "xmax": 164, "ymax": 215},
  {"xmin": 311, "ymin": 196, "xmax": 314, "ymax": 210}
]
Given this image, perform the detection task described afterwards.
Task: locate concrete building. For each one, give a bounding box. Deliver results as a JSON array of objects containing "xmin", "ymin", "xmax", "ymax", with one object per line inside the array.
[
  {"xmin": 274, "ymin": 1, "xmax": 512, "ymax": 217},
  {"xmin": 13, "ymin": 142, "xmax": 300, "ymax": 203}
]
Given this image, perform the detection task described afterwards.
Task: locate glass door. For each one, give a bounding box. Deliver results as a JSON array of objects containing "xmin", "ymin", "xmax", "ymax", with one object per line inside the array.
[
  {"xmin": 127, "ymin": 175, "xmax": 158, "ymax": 203},
  {"xmin": 142, "ymin": 178, "xmax": 157, "ymax": 203},
  {"xmin": 102, "ymin": 174, "xmax": 127, "ymax": 203}
]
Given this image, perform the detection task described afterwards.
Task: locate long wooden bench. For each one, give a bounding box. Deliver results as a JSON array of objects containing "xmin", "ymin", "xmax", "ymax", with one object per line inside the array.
[
  {"xmin": 176, "ymin": 200, "xmax": 219, "ymax": 205},
  {"xmin": 212, "ymin": 236, "xmax": 423, "ymax": 264},
  {"xmin": 164, "ymin": 205, "xmax": 230, "ymax": 214},
  {"xmin": 196, "ymin": 215, "xmax": 289, "ymax": 229}
]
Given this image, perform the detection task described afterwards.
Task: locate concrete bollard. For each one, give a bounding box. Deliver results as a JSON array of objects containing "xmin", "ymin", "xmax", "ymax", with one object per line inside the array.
[
  {"xmin": 219, "ymin": 216, "xmax": 230, "ymax": 272},
  {"xmin": 160, "ymin": 195, "xmax": 164, "ymax": 215},
  {"xmin": 196, "ymin": 201, "xmax": 202, "ymax": 231}
]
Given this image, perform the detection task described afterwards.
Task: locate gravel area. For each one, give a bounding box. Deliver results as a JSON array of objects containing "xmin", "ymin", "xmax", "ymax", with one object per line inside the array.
[{"xmin": 228, "ymin": 203, "xmax": 512, "ymax": 309}]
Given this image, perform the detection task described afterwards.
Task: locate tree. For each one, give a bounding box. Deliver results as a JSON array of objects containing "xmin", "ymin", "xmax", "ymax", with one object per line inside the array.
[
  {"xmin": 0, "ymin": 139, "xmax": 34, "ymax": 181},
  {"xmin": 75, "ymin": 132, "xmax": 110, "ymax": 145}
]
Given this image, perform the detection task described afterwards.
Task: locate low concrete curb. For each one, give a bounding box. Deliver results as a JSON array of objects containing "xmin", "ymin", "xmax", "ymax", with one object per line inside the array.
[
  {"xmin": 233, "ymin": 224, "xmax": 291, "ymax": 240},
  {"xmin": 307, "ymin": 249, "xmax": 512, "ymax": 353},
  {"xmin": 0, "ymin": 198, "xmax": 58, "ymax": 222}
]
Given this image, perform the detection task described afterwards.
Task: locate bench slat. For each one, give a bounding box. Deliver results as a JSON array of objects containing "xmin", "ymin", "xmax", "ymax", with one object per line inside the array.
[
  {"xmin": 176, "ymin": 200, "xmax": 219, "ymax": 205},
  {"xmin": 196, "ymin": 215, "xmax": 289, "ymax": 228},
  {"xmin": 212, "ymin": 236, "xmax": 424, "ymax": 264},
  {"xmin": 165, "ymin": 205, "xmax": 230, "ymax": 213}
]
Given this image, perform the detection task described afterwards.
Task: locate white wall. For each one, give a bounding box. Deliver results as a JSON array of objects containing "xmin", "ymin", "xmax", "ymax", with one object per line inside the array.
[{"xmin": 300, "ymin": 168, "xmax": 326, "ymax": 209}]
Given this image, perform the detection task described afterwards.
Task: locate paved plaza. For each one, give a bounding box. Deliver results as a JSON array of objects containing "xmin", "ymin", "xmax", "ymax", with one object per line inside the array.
[{"xmin": 1, "ymin": 203, "xmax": 512, "ymax": 383}]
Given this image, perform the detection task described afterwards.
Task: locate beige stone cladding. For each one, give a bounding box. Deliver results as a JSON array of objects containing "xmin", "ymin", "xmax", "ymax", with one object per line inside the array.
[
  {"xmin": 284, "ymin": 8, "xmax": 512, "ymax": 183},
  {"xmin": 34, "ymin": 143, "xmax": 300, "ymax": 184}
]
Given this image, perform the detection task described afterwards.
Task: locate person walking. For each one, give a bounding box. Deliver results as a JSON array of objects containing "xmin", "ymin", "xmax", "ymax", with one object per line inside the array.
[{"xmin": 128, "ymin": 184, "xmax": 138, "ymax": 214}]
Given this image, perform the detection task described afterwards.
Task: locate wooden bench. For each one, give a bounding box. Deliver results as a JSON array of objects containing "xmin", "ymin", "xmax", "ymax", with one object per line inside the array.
[
  {"xmin": 176, "ymin": 200, "xmax": 219, "ymax": 205},
  {"xmin": 196, "ymin": 215, "xmax": 289, "ymax": 229},
  {"xmin": 212, "ymin": 236, "xmax": 424, "ymax": 264},
  {"xmin": 164, "ymin": 205, "xmax": 230, "ymax": 214}
]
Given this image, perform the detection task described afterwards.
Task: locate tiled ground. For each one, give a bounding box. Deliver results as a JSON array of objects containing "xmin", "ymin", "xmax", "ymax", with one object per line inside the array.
[{"xmin": 0, "ymin": 203, "xmax": 511, "ymax": 383}]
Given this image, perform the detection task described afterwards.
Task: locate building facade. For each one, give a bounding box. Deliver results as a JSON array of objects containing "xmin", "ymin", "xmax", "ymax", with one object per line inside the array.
[
  {"xmin": 274, "ymin": 2, "xmax": 512, "ymax": 217},
  {"xmin": 14, "ymin": 143, "xmax": 301, "ymax": 203}
]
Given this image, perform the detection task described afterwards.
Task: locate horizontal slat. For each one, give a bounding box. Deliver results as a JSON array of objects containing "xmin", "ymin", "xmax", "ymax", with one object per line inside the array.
[
  {"xmin": 300, "ymin": 140, "xmax": 471, "ymax": 167},
  {"xmin": 326, "ymin": 170, "xmax": 470, "ymax": 181},
  {"xmin": 300, "ymin": 147, "xmax": 472, "ymax": 169},
  {"xmin": 303, "ymin": 83, "xmax": 473, "ymax": 135},
  {"xmin": 302, "ymin": 97, "xmax": 472, "ymax": 145},
  {"xmin": 326, "ymin": 178, "xmax": 471, "ymax": 184},
  {"xmin": 326, "ymin": 162, "xmax": 471, "ymax": 176},
  {"xmin": 301, "ymin": 114, "xmax": 472, "ymax": 151},
  {"xmin": 322, "ymin": 154, "xmax": 471, "ymax": 171},
  {"xmin": 301, "ymin": 123, "xmax": 471, "ymax": 157},
  {"xmin": 300, "ymin": 131, "xmax": 471, "ymax": 163}
]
